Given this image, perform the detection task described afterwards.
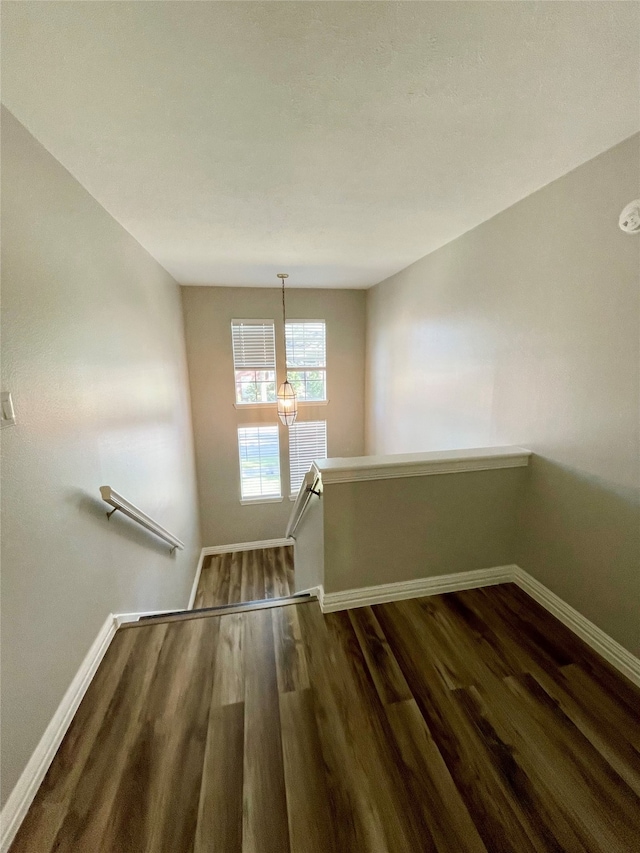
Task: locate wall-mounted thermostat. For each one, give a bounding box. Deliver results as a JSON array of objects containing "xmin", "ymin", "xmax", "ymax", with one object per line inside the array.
[{"xmin": 1, "ymin": 392, "xmax": 16, "ymax": 428}]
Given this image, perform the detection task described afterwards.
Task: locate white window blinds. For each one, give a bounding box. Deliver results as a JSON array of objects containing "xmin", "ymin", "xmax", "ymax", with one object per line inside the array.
[
  {"xmin": 231, "ymin": 320, "xmax": 277, "ymax": 404},
  {"xmin": 285, "ymin": 321, "xmax": 326, "ymax": 367},
  {"xmin": 289, "ymin": 420, "xmax": 327, "ymax": 495},
  {"xmin": 232, "ymin": 320, "xmax": 276, "ymax": 369},
  {"xmin": 285, "ymin": 321, "xmax": 327, "ymax": 401},
  {"xmin": 237, "ymin": 425, "xmax": 281, "ymax": 500}
]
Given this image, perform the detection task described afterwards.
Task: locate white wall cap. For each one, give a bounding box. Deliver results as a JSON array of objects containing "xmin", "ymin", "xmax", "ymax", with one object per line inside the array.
[{"xmin": 313, "ymin": 446, "xmax": 531, "ymax": 484}]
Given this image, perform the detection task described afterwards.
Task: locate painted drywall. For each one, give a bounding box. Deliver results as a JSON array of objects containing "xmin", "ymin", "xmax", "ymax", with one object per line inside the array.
[
  {"xmin": 0, "ymin": 109, "xmax": 201, "ymax": 806},
  {"xmin": 292, "ymin": 491, "xmax": 324, "ymax": 594},
  {"xmin": 181, "ymin": 286, "xmax": 366, "ymax": 546},
  {"xmin": 323, "ymin": 468, "xmax": 525, "ymax": 593},
  {"xmin": 366, "ymin": 134, "xmax": 640, "ymax": 655}
]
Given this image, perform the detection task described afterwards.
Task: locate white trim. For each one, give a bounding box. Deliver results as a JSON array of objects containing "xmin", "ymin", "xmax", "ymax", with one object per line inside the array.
[
  {"xmin": 286, "ymin": 470, "xmax": 321, "ymax": 539},
  {"xmin": 233, "ymin": 401, "xmax": 329, "ymax": 410},
  {"xmin": 314, "ymin": 446, "xmax": 531, "ymax": 485},
  {"xmin": 0, "ymin": 614, "xmax": 117, "ymax": 853},
  {"xmin": 187, "ymin": 548, "xmax": 208, "ymax": 610},
  {"xmin": 233, "ymin": 402, "xmax": 277, "ymax": 410},
  {"xmin": 320, "ymin": 565, "xmax": 515, "ymax": 612},
  {"xmin": 231, "ymin": 318, "xmax": 276, "ymax": 324},
  {"xmin": 512, "ymin": 567, "xmax": 640, "ymax": 688},
  {"xmin": 318, "ymin": 563, "xmax": 640, "ymax": 688},
  {"xmin": 295, "ymin": 585, "xmax": 323, "ymax": 605},
  {"xmin": 202, "ymin": 538, "xmax": 294, "ymax": 556},
  {"xmin": 113, "ymin": 610, "xmax": 182, "ymax": 628},
  {"xmin": 240, "ymin": 496, "xmax": 283, "ymax": 506},
  {"xmin": 3, "ymin": 565, "xmax": 638, "ymax": 851}
]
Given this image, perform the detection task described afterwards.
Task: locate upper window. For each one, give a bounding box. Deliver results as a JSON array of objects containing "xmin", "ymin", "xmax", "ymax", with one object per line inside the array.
[
  {"xmin": 231, "ymin": 320, "xmax": 276, "ymax": 405},
  {"xmin": 237, "ymin": 424, "xmax": 281, "ymax": 501},
  {"xmin": 289, "ymin": 420, "xmax": 327, "ymax": 496},
  {"xmin": 285, "ymin": 320, "xmax": 326, "ymax": 402}
]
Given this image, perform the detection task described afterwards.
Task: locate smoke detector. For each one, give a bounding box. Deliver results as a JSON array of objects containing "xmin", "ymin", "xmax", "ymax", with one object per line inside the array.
[{"xmin": 619, "ymin": 199, "xmax": 640, "ymax": 234}]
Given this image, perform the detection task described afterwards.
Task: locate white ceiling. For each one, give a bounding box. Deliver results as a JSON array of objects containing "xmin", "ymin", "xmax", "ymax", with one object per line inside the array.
[{"xmin": 2, "ymin": 1, "xmax": 639, "ymax": 288}]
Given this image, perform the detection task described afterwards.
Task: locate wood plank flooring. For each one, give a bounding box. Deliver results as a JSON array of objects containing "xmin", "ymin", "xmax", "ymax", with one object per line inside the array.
[
  {"xmin": 193, "ymin": 546, "xmax": 294, "ymax": 609},
  {"xmin": 11, "ymin": 583, "xmax": 640, "ymax": 852}
]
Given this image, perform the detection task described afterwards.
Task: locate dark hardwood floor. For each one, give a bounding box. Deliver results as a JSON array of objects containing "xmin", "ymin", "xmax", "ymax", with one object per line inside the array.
[
  {"xmin": 192, "ymin": 546, "xmax": 294, "ymax": 609},
  {"xmin": 11, "ymin": 583, "xmax": 640, "ymax": 852}
]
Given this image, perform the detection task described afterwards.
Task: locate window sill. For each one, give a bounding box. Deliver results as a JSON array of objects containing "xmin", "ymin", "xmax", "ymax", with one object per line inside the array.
[
  {"xmin": 234, "ymin": 400, "xmax": 329, "ymax": 409},
  {"xmin": 240, "ymin": 496, "xmax": 283, "ymax": 506},
  {"xmin": 234, "ymin": 402, "xmax": 277, "ymax": 409}
]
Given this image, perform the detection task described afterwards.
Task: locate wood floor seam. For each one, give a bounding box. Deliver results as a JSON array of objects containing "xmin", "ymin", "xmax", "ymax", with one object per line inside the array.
[{"xmin": 10, "ymin": 581, "xmax": 640, "ymax": 853}]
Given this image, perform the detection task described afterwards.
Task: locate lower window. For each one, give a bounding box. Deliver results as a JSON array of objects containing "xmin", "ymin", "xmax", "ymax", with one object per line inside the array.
[
  {"xmin": 289, "ymin": 420, "xmax": 327, "ymax": 496},
  {"xmin": 237, "ymin": 425, "xmax": 281, "ymax": 501}
]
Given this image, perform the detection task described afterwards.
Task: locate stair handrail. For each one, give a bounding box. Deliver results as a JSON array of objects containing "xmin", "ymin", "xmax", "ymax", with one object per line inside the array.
[
  {"xmin": 99, "ymin": 486, "xmax": 185, "ymax": 554},
  {"xmin": 286, "ymin": 468, "xmax": 322, "ymax": 539}
]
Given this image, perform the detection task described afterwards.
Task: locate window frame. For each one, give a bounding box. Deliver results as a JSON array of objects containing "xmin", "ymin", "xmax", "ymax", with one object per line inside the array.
[
  {"xmin": 285, "ymin": 319, "xmax": 328, "ymax": 404},
  {"xmin": 231, "ymin": 319, "xmax": 277, "ymax": 407},
  {"xmin": 236, "ymin": 422, "xmax": 283, "ymax": 504}
]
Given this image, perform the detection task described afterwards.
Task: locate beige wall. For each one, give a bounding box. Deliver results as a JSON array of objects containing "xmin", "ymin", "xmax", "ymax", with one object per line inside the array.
[
  {"xmin": 181, "ymin": 286, "xmax": 366, "ymax": 545},
  {"xmin": 366, "ymin": 134, "xmax": 640, "ymax": 655},
  {"xmin": 0, "ymin": 109, "xmax": 201, "ymax": 805},
  {"xmin": 323, "ymin": 468, "xmax": 525, "ymax": 593},
  {"xmin": 291, "ymin": 491, "xmax": 325, "ymax": 593}
]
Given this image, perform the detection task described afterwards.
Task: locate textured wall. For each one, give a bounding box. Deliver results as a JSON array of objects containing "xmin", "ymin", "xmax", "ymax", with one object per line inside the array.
[
  {"xmin": 181, "ymin": 286, "xmax": 366, "ymax": 546},
  {"xmin": 0, "ymin": 109, "xmax": 201, "ymax": 805},
  {"xmin": 366, "ymin": 134, "xmax": 640, "ymax": 655},
  {"xmin": 323, "ymin": 468, "xmax": 525, "ymax": 593},
  {"xmin": 292, "ymin": 491, "xmax": 325, "ymax": 594}
]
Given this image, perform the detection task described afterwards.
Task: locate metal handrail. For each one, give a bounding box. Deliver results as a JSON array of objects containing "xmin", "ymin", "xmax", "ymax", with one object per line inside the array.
[
  {"xmin": 99, "ymin": 486, "xmax": 185, "ymax": 554},
  {"xmin": 286, "ymin": 468, "xmax": 322, "ymax": 539}
]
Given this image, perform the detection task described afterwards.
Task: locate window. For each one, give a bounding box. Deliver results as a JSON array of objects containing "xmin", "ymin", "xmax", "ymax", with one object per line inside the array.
[
  {"xmin": 285, "ymin": 321, "xmax": 326, "ymax": 402},
  {"xmin": 237, "ymin": 425, "xmax": 281, "ymax": 501},
  {"xmin": 289, "ymin": 420, "xmax": 327, "ymax": 496},
  {"xmin": 231, "ymin": 320, "xmax": 276, "ymax": 404}
]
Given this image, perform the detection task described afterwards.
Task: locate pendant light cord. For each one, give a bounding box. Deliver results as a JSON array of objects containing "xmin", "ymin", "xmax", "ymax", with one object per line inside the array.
[{"xmin": 282, "ymin": 276, "xmax": 286, "ymax": 325}]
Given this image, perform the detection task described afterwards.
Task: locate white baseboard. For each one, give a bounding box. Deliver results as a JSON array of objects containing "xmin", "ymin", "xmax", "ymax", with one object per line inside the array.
[
  {"xmin": 512, "ymin": 566, "xmax": 640, "ymax": 688},
  {"xmin": 319, "ymin": 563, "xmax": 640, "ymax": 688},
  {"xmin": 187, "ymin": 548, "xmax": 208, "ymax": 610},
  {"xmin": 4, "ymin": 563, "xmax": 637, "ymax": 852},
  {"xmin": 202, "ymin": 537, "xmax": 294, "ymax": 556},
  {"xmin": 186, "ymin": 539, "xmax": 294, "ymax": 611},
  {"xmin": 0, "ymin": 613, "xmax": 117, "ymax": 853},
  {"xmin": 320, "ymin": 564, "xmax": 515, "ymax": 613},
  {"xmin": 293, "ymin": 585, "xmax": 322, "ymax": 601},
  {"xmin": 187, "ymin": 541, "xmax": 295, "ymax": 611}
]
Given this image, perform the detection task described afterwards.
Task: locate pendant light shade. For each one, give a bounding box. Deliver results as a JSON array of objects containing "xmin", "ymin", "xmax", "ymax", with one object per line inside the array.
[
  {"xmin": 276, "ymin": 273, "xmax": 298, "ymax": 426},
  {"xmin": 277, "ymin": 379, "xmax": 298, "ymax": 426}
]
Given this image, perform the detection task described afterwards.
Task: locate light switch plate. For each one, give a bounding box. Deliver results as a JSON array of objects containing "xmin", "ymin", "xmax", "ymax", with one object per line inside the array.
[{"xmin": 1, "ymin": 392, "xmax": 16, "ymax": 428}]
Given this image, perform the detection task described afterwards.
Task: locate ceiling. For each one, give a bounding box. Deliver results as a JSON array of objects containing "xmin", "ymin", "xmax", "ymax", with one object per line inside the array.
[{"xmin": 2, "ymin": 1, "xmax": 639, "ymax": 289}]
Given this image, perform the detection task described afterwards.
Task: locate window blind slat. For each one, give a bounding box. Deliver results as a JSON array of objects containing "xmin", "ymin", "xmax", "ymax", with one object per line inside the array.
[
  {"xmin": 238, "ymin": 425, "xmax": 281, "ymax": 500},
  {"xmin": 289, "ymin": 420, "xmax": 327, "ymax": 495},
  {"xmin": 232, "ymin": 321, "xmax": 276, "ymax": 369},
  {"xmin": 285, "ymin": 321, "xmax": 326, "ymax": 368}
]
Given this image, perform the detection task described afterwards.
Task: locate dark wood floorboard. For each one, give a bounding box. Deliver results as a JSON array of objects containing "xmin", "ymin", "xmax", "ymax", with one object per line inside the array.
[
  {"xmin": 11, "ymin": 583, "xmax": 640, "ymax": 853},
  {"xmin": 193, "ymin": 546, "xmax": 293, "ymax": 609}
]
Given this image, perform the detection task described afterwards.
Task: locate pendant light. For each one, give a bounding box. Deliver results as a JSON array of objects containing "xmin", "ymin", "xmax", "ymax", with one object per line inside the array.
[{"xmin": 277, "ymin": 273, "xmax": 298, "ymax": 426}]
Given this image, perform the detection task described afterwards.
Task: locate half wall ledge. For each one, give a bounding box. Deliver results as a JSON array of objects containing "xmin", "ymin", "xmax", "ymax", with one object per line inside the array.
[{"xmin": 313, "ymin": 445, "xmax": 532, "ymax": 484}]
